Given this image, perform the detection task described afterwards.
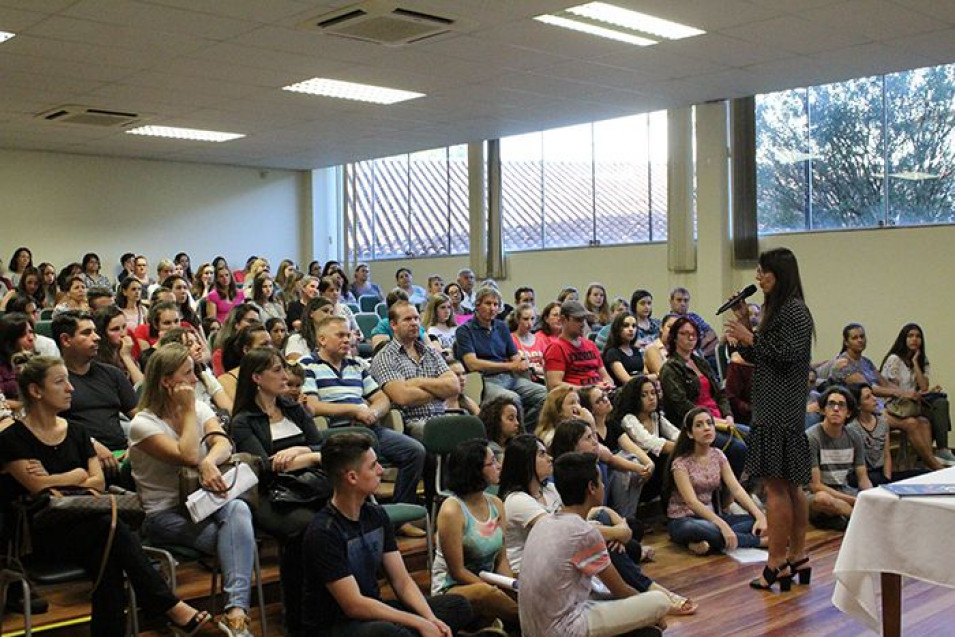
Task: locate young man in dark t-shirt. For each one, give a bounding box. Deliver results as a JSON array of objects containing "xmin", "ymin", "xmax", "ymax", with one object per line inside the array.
[
  {"xmin": 301, "ymin": 432, "xmax": 473, "ymax": 636},
  {"xmin": 53, "ymin": 311, "xmax": 136, "ymax": 476}
]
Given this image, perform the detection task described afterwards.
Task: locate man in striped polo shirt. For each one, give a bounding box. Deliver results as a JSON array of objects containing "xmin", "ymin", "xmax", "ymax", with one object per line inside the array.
[{"xmin": 301, "ymin": 316, "xmax": 426, "ymax": 529}]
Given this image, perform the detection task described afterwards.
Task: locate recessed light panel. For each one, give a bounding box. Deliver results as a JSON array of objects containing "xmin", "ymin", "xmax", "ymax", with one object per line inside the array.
[
  {"xmin": 0, "ymin": 31, "xmax": 16, "ymax": 44},
  {"xmin": 282, "ymin": 78, "xmax": 425, "ymax": 105},
  {"xmin": 535, "ymin": 2, "xmax": 704, "ymax": 46},
  {"xmin": 534, "ymin": 15, "xmax": 657, "ymax": 46},
  {"xmin": 125, "ymin": 126, "xmax": 244, "ymax": 142}
]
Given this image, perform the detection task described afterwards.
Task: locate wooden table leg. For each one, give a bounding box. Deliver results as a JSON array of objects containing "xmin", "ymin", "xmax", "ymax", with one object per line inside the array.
[{"xmin": 882, "ymin": 572, "xmax": 901, "ymax": 637}]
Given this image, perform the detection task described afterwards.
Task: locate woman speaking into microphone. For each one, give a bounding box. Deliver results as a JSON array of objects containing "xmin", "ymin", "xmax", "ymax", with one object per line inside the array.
[{"xmin": 725, "ymin": 247, "xmax": 815, "ymax": 592}]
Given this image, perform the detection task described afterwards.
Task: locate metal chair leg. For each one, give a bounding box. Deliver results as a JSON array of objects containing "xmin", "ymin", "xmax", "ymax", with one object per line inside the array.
[{"xmin": 253, "ymin": 543, "xmax": 267, "ymax": 637}]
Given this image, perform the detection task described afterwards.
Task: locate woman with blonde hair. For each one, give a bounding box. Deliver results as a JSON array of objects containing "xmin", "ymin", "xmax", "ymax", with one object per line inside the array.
[
  {"xmin": 129, "ymin": 344, "xmax": 257, "ymax": 636},
  {"xmin": 534, "ymin": 384, "xmax": 582, "ymax": 447}
]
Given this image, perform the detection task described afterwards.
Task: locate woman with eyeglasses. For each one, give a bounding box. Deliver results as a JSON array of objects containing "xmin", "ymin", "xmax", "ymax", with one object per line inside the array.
[
  {"xmin": 430, "ymin": 439, "xmax": 518, "ymax": 631},
  {"xmin": 725, "ymin": 247, "xmax": 815, "ymax": 592}
]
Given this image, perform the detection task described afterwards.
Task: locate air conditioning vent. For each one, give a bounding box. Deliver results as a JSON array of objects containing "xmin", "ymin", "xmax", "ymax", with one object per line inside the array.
[
  {"xmin": 36, "ymin": 105, "xmax": 141, "ymax": 128},
  {"xmin": 300, "ymin": 0, "xmax": 466, "ymax": 46}
]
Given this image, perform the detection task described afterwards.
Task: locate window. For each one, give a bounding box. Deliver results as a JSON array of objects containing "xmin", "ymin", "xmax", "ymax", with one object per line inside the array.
[
  {"xmin": 500, "ymin": 111, "xmax": 667, "ymax": 252},
  {"xmin": 345, "ymin": 145, "xmax": 470, "ymax": 260},
  {"xmin": 756, "ymin": 62, "xmax": 955, "ymax": 234}
]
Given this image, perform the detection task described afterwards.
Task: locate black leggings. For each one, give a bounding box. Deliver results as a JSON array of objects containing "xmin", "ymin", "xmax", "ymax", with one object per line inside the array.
[{"xmin": 35, "ymin": 514, "xmax": 179, "ymax": 637}]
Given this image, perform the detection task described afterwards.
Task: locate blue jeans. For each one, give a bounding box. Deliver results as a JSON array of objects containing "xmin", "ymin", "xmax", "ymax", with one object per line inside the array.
[
  {"xmin": 592, "ymin": 509, "xmax": 653, "ymax": 592},
  {"xmin": 607, "ymin": 453, "xmax": 646, "ymax": 519},
  {"xmin": 667, "ymin": 513, "xmax": 761, "ymax": 551},
  {"xmin": 372, "ymin": 424, "xmax": 425, "ymax": 505},
  {"xmin": 142, "ymin": 499, "xmax": 255, "ymax": 611},
  {"xmin": 482, "ymin": 374, "xmax": 548, "ymax": 431}
]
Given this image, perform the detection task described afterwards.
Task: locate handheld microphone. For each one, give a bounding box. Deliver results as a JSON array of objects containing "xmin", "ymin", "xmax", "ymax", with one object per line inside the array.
[{"xmin": 716, "ymin": 284, "xmax": 758, "ymax": 315}]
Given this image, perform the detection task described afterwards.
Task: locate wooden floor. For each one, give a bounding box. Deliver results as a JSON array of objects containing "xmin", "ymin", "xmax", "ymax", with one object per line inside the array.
[{"xmin": 4, "ymin": 524, "xmax": 954, "ymax": 636}]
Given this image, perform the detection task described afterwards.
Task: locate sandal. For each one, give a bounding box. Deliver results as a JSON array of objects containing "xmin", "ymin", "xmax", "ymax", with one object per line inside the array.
[
  {"xmin": 688, "ymin": 540, "xmax": 710, "ymax": 556},
  {"xmin": 169, "ymin": 609, "xmax": 211, "ymax": 636},
  {"xmin": 788, "ymin": 556, "xmax": 812, "ymax": 585},
  {"xmin": 750, "ymin": 563, "xmax": 792, "ymax": 592},
  {"xmin": 665, "ymin": 592, "xmax": 698, "ymax": 616},
  {"xmin": 641, "ymin": 546, "xmax": 656, "ymax": 562}
]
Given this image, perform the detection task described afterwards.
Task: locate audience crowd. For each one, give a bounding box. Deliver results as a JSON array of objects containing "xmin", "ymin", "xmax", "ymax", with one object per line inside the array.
[{"xmin": 0, "ymin": 248, "xmax": 951, "ymax": 637}]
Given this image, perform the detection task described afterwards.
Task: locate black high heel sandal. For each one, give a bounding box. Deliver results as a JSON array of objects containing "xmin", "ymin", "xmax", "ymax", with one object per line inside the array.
[
  {"xmin": 788, "ymin": 556, "xmax": 812, "ymax": 585},
  {"xmin": 169, "ymin": 609, "xmax": 211, "ymax": 637},
  {"xmin": 750, "ymin": 564, "xmax": 792, "ymax": 592}
]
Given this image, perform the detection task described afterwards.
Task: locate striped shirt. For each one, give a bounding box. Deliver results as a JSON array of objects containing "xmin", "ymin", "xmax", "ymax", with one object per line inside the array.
[
  {"xmin": 807, "ymin": 423, "xmax": 864, "ymax": 489},
  {"xmin": 301, "ymin": 353, "xmax": 380, "ymax": 427}
]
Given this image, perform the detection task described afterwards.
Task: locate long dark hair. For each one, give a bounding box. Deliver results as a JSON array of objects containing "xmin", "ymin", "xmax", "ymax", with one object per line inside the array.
[
  {"xmin": 480, "ymin": 395, "xmax": 523, "ymax": 447},
  {"xmin": 222, "ymin": 322, "xmax": 266, "ymax": 371},
  {"xmin": 447, "ymin": 439, "xmax": 492, "ymax": 496},
  {"xmin": 232, "ymin": 347, "xmax": 285, "ymax": 418},
  {"xmin": 15, "ymin": 266, "xmax": 44, "ymax": 306},
  {"xmin": 0, "ymin": 313, "xmax": 32, "ymax": 366},
  {"xmin": 881, "ymin": 322, "xmax": 928, "ymax": 370},
  {"xmin": 549, "ymin": 419, "xmax": 590, "ymax": 460},
  {"xmin": 92, "ymin": 305, "xmax": 125, "ymax": 369},
  {"xmin": 214, "ymin": 265, "xmax": 238, "ymax": 301},
  {"xmin": 609, "ymin": 375, "xmax": 656, "ymax": 430},
  {"xmin": 604, "ymin": 311, "xmax": 637, "ymax": 353},
  {"xmin": 8, "ymin": 247, "xmax": 32, "ymax": 274},
  {"xmin": 299, "ymin": 296, "xmax": 335, "ymax": 351},
  {"xmin": 839, "ymin": 322, "xmax": 865, "ymax": 354},
  {"xmin": 537, "ymin": 301, "xmax": 561, "ymax": 337},
  {"xmin": 757, "ymin": 247, "xmax": 814, "ymax": 338},
  {"xmin": 174, "ymin": 252, "xmax": 194, "ymax": 283},
  {"xmin": 498, "ymin": 434, "xmax": 544, "ymax": 501},
  {"xmin": 662, "ymin": 407, "xmax": 712, "ymax": 503}
]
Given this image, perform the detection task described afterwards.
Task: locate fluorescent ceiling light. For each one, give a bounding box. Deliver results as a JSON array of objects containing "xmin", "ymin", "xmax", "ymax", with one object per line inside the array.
[
  {"xmin": 0, "ymin": 31, "xmax": 16, "ymax": 44},
  {"xmin": 535, "ymin": 2, "xmax": 703, "ymax": 46},
  {"xmin": 566, "ymin": 3, "xmax": 704, "ymax": 40},
  {"xmin": 282, "ymin": 78, "xmax": 425, "ymax": 105},
  {"xmin": 534, "ymin": 15, "xmax": 657, "ymax": 46},
  {"xmin": 125, "ymin": 126, "xmax": 244, "ymax": 142}
]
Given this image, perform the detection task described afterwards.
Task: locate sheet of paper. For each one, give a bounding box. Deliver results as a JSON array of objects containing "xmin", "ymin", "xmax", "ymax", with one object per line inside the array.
[{"xmin": 724, "ymin": 547, "xmax": 769, "ymax": 563}]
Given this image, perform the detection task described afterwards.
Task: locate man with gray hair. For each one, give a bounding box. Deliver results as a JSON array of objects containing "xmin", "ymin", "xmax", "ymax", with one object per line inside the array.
[
  {"xmin": 455, "ymin": 286, "xmax": 547, "ymax": 429},
  {"xmin": 457, "ymin": 267, "xmax": 476, "ymax": 312}
]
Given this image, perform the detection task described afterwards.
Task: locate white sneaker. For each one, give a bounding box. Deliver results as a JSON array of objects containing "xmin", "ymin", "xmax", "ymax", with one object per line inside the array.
[{"xmin": 934, "ymin": 449, "xmax": 955, "ymax": 466}]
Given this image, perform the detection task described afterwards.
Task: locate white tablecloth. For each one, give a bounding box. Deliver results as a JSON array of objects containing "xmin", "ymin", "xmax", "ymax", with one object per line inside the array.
[{"xmin": 832, "ymin": 467, "xmax": 955, "ymax": 633}]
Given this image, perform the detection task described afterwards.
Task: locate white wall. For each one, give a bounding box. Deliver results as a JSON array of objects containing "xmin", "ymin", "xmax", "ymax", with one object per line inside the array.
[{"xmin": 0, "ymin": 149, "xmax": 308, "ymax": 277}]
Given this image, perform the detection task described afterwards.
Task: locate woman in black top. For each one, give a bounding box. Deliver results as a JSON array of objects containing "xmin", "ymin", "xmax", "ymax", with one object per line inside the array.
[
  {"xmin": 726, "ymin": 247, "xmax": 815, "ymax": 591},
  {"xmin": 602, "ymin": 311, "xmax": 644, "ymax": 386},
  {"xmin": 0, "ymin": 356, "xmax": 208, "ymax": 637},
  {"xmin": 231, "ymin": 348, "xmax": 324, "ymax": 636}
]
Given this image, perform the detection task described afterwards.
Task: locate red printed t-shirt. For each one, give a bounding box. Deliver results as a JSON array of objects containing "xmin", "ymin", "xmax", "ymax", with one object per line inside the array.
[{"xmin": 544, "ymin": 337, "xmax": 605, "ymax": 386}]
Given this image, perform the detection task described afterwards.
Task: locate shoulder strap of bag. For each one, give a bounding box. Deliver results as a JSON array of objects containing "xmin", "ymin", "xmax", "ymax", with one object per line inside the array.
[{"xmin": 90, "ymin": 494, "xmax": 118, "ymax": 595}]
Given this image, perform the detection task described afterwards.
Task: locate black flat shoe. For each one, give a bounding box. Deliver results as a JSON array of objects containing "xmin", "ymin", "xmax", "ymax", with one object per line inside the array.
[
  {"xmin": 4, "ymin": 583, "xmax": 49, "ymax": 615},
  {"xmin": 789, "ymin": 556, "xmax": 812, "ymax": 585},
  {"xmin": 750, "ymin": 564, "xmax": 792, "ymax": 592}
]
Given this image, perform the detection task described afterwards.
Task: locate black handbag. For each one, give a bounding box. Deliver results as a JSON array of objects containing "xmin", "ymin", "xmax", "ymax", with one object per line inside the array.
[{"xmin": 268, "ymin": 468, "xmax": 332, "ymax": 509}]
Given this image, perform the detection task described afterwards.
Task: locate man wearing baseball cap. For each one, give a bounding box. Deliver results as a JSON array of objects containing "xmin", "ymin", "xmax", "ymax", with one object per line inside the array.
[{"xmin": 544, "ymin": 300, "xmax": 615, "ymax": 390}]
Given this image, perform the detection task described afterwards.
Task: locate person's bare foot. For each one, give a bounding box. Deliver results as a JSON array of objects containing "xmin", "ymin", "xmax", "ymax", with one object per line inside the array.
[{"xmin": 688, "ymin": 540, "xmax": 710, "ymax": 555}]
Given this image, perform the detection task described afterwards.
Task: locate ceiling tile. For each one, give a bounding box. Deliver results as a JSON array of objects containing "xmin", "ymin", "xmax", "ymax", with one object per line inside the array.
[
  {"xmin": 799, "ymin": 0, "xmax": 943, "ymax": 41},
  {"xmin": 62, "ymin": 0, "xmax": 259, "ymax": 39},
  {"xmin": 722, "ymin": 14, "xmax": 871, "ymax": 55}
]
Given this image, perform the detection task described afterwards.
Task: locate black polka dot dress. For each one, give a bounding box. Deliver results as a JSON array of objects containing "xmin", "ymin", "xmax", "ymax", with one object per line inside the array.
[{"xmin": 738, "ymin": 296, "xmax": 814, "ymax": 485}]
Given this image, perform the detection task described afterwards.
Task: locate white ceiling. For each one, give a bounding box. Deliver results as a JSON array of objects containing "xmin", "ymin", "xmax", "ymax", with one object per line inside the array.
[{"xmin": 1, "ymin": 0, "xmax": 954, "ymax": 170}]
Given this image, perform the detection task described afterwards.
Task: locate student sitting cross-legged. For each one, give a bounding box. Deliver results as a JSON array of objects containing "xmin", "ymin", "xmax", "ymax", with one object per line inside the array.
[
  {"xmin": 300, "ymin": 431, "xmax": 474, "ymax": 636},
  {"xmin": 518, "ymin": 451, "xmax": 670, "ymax": 637}
]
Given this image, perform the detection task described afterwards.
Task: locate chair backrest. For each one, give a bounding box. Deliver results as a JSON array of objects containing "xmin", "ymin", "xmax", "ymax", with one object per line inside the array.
[
  {"xmin": 375, "ymin": 302, "xmax": 388, "ymax": 319},
  {"xmin": 423, "ymin": 415, "xmax": 487, "ymax": 455},
  {"xmin": 346, "ymin": 302, "xmax": 360, "ymax": 315},
  {"xmin": 463, "ymin": 372, "xmax": 484, "ymax": 405},
  {"xmin": 39, "ymin": 309, "xmax": 54, "ymax": 320},
  {"xmin": 359, "ymin": 295, "xmax": 380, "ymax": 313},
  {"xmin": 34, "ymin": 320, "xmax": 53, "ymax": 339},
  {"xmin": 355, "ymin": 312, "xmax": 379, "ymax": 340}
]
